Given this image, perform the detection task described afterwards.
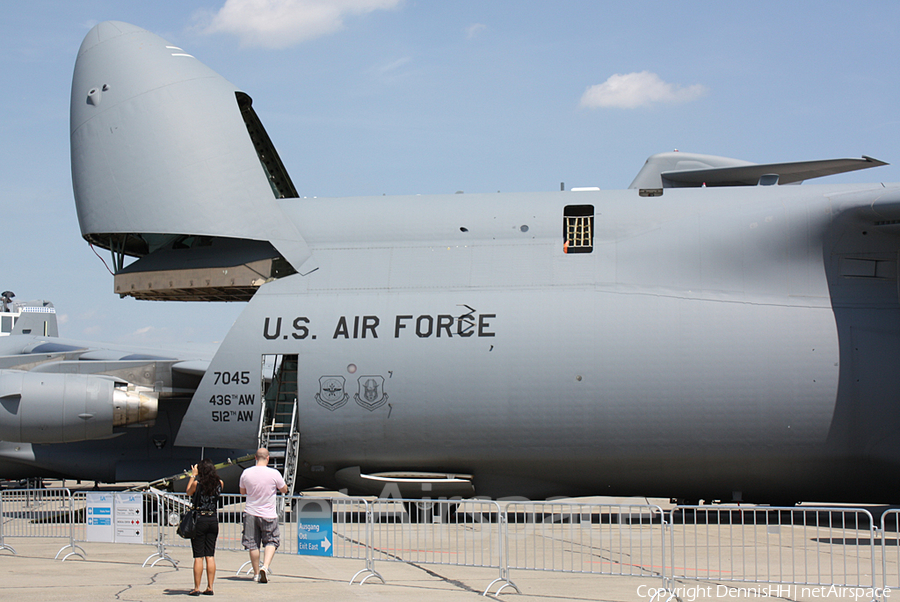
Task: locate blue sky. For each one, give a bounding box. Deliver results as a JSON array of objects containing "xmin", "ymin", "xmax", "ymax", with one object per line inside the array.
[{"xmin": 2, "ymin": 1, "xmax": 899, "ymax": 349}]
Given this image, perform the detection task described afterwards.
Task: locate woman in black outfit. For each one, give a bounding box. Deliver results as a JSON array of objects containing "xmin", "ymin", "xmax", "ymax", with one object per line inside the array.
[{"xmin": 186, "ymin": 459, "xmax": 223, "ymax": 596}]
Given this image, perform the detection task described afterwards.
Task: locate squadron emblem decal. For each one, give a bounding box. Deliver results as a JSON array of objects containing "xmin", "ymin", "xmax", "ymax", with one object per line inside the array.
[
  {"xmin": 354, "ymin": 375, "xmax": 388, "ymax": 411},
  {"xmin": 315, "ymin": 376, "xmax": 349, "ymax": 411}
]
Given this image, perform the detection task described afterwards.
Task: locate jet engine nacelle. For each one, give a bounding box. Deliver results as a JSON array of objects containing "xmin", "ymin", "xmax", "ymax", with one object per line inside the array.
[{"xmin": 0, "ymin": 370, "xmax": 157, "ymax": 443}]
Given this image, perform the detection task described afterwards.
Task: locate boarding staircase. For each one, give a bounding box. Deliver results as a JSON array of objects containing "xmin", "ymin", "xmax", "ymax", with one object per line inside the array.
[{"xmin": 258, "ymin": 355, "xmax": 300, "ymax": 511}]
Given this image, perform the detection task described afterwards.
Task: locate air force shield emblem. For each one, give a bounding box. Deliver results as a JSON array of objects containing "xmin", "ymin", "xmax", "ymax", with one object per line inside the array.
[
  {"xmin": 354, "ymin": 375, "xmax": 388, "ymax": 411},
  {"xmin": 315, "ymin": 376, "xmax": 348, "ymax": 411}
]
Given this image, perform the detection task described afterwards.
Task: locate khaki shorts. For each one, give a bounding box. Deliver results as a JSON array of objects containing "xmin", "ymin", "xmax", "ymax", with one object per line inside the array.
[{"xmin": 241, "ymin": 512, "xmax": 280, "ymax": 550}]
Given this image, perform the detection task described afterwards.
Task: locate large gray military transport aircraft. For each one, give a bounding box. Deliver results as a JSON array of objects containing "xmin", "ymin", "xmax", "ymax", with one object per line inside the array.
[{"xmin": 4, "ymin": 20, "xmax": 900, "ymax": 504}]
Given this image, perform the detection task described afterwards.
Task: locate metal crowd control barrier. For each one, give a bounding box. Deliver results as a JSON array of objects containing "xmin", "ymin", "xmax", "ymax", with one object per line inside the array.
[
  {"xmin": 358, "ymin": 498, "xmax": 508, "ymax": 594},
  {"xmin": 65, "ymin": 489, "xmax": 180, "ymax": 568},
  {"xmin": 137, "ymin": 492, "xmax": 373, "ymax": 580},
  {"xmin": 214, "ymin": 493, "xmax": 251, "ymax": 553},
  {"xmin": 321, "ymin": 497, "xmax": 373, "ymax": 580},
  {"xmin": 0, "ymin": 488, "xmax": 85, "ymax": 560},
  {"xmin": 232, "ymin": 495, "xmax": 372, "ymax": 579},
  {"xmin": 140, "ymin": 491, "xmax": 250, "ymax": 569},
  {"xmin": 139, "ymin": 489, "xmax": 185, "ymax": 568},
  {"xmin": 6, "ymin": 486, "xmax": 899, "ymax": 599},
  {"xmin": 667, "ymin": 505, "xmax": 879, "ymax": 595},
  {"xmin": 503, "ymin": 501, "xmax": 667, "ymax": 595}
]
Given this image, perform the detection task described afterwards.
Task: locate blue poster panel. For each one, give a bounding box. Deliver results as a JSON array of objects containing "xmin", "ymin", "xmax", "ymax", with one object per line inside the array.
[
  {"xmin": 85, "ymin": 492, "xmax": 114, "ymax": 542},
  {"xmin": 296, "ymin": 499, "xmax": 333, "ymax": 556}
]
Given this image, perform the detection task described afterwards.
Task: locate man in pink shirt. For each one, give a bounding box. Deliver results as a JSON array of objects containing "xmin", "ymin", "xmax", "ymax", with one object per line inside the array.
[{"xmin": 239, "ymin": 448, "xmax": 288, "ymax": 583}]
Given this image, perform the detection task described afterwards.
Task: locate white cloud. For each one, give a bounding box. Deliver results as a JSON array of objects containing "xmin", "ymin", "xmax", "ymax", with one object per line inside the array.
[
  {"xmin": 373, "ymin": 56, "xmax": 411, "ymax": 77},
  {"xmin": 203, "ymin": 0, "xmax": 403, "ymax": 48},
  {"xmin": 579, "ymin": 71, "xmax": 707, "ymax": 109},
  {"xmin": 466, "ymin": 23, "xmax": 487, "ymax": 39}
]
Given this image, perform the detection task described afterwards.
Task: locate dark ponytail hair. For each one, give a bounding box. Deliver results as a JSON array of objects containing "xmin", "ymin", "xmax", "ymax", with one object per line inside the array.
[{"xmin": 196, "ymin": 458, "xmax": 220, "ymax": 496}]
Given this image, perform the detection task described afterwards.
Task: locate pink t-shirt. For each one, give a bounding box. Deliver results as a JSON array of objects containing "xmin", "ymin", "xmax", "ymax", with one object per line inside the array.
[{"xmin": 240, "ymin": 465, "xmax": 286, "ymax": 519}]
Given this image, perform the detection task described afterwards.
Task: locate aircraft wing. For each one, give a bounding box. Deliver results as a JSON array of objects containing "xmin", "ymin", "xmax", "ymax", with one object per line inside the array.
[
  {"xmin": 663, "ymin": 156, "xmax": 888, "ymax": 187},
  {"xmin": 629, "ymin": 152, "xmax": 888, "ymax": 189}
]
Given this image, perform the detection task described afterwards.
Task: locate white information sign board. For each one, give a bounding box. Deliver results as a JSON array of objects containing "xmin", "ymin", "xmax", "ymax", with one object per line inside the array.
[
  {"xmin": 114, "ymin": 492, "xmax": 143, "ymax": 543},
  {"xmin": 85, "ymin": 492, "xmax": 114, "ymax": 542}
]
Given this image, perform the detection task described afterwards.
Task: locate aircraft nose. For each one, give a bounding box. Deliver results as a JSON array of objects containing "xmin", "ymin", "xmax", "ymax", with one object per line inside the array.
[
  {"xmin": 68, "ymin": 20, "xmax": 314, "ymax": 275},
  {"xmin": 76, "ymin": 21, "xmax": 147, "ymax": 56},
  {"xmin": 70, "ymin": 21, "xmax": 219, "ymax": 133},
  {"xmin": 69, "ymin": 19, "xmax": 244, "ymax": 238}
]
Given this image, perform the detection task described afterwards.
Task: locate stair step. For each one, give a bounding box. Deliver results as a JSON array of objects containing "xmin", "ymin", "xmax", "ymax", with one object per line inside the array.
[{"xmin": 261, "ymin": 354, "xmax": 301, "ymax": 497}]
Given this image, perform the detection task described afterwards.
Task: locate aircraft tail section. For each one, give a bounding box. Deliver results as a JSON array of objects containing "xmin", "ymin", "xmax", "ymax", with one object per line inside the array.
[{"xmin": 70, "ymin": 22, "xmax": 314, "ymax": 301}]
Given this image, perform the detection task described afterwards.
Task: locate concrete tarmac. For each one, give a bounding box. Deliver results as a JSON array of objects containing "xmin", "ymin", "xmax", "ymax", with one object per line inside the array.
[
  {"xmin": 1, "ymin": 532, "xmax": 886, "ymax": 602},
  {"xmin": 0, "ymin": 537, "xmax": 663, "ymax": 602}
]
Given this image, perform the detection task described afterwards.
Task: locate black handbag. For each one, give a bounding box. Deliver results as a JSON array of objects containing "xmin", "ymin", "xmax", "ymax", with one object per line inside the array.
[
  {"xmin": 177, "ymin": 508, "xmax": 197, "ymax": 539},
  {"xmin": 176, "ymin": 491, "xmax": 199, "ymax": 539}
]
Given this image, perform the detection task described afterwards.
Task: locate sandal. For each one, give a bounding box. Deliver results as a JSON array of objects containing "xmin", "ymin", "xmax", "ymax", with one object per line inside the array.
[
  {"xmin": 202, "ymin": 590, "xmax": 214, "ymax": 596},
  {"xmin": 188, "ymin": 590, "xmax": 201, "ymax": 596}
]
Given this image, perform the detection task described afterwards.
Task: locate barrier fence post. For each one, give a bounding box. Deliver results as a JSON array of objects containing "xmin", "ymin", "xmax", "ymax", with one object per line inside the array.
[
  {"xmin": 483, "ymin": 504, "xmax": 519, "ymax": 596},
  {"xmin": 142, "ymin": 490, "xmax": 178, "ymax": 568},
  {"xmin": 882, "ymin": 517, "xmax": 887, "ymax": 602},
  {"xmin": 870, "ymin": 518, "xmax": 880, "ymax": 601},
  {"xmin": 350, "ymin": 499, "xmax": 384, "ymax": 585},
  {"xmin": 0, "ymin": 489, "xmax": 16, "ymax": 555},
  {"xmin": 658, "ymin": 505, "xmax": 667, "ymax": 591},
  {"xmin": 53, "ymin": 488, "xmax": 85, "ymax": 561},
  {"xmin": 666, "ymin": 507, "xmax": 675, "ymax": 592},
  {"xmin": 880, "ymin": 509, "xmax": 900, "ymax": 602}
]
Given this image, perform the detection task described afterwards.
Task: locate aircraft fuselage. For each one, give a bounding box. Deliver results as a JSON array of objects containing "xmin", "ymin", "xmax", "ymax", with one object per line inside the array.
[{"xmin": 176, "ymin": 184, "xmax": 900, "ymax": 502}]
